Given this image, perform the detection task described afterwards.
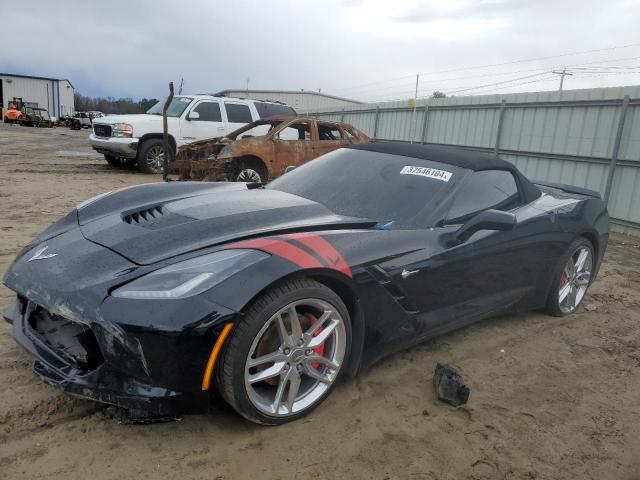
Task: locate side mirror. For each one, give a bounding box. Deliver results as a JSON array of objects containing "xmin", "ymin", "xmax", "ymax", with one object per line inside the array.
[
  {"xmin": 284, "ymin": 165, "xmax": 297, "ymax": 174},
  {"xmin": 454, "ymin": 209, "xmax": 516, "ymax": 243},
  {"xmin": 187, "ymin": 111, "xmax": 200, "ymax": 121}
]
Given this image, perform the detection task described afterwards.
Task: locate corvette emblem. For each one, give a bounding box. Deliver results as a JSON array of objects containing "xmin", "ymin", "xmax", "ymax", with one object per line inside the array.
[{"xmin": 27, "ymin": 246, "xmax": 57, "ymax": 262}]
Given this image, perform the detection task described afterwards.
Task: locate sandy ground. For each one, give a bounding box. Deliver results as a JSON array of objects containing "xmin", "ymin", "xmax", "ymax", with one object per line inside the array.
[{"xmin": 1, "ymin": 122, "xmax": 639, "ymax": 480}]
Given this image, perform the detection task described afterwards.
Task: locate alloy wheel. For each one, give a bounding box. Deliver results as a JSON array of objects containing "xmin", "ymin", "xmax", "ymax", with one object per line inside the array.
[
  {"xmin": 244, "ymin": 299, "xmax": 346, "ymax": 417},
  {"xmin": 558, "ymin": 245, "xmax": 593, "ymax": 314},
  {"xmin": 237, "ymin": 168, "xmax": 262, "ymax": 183},
  {"xmin": 146, "ymin": 145, "xmax": 165, "ymax": 170}
]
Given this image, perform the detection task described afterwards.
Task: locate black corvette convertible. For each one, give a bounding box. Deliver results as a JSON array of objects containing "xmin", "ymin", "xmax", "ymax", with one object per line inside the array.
[{"xmin": 3, "ymin": 143, "xmax": 609, "ymax": 425}]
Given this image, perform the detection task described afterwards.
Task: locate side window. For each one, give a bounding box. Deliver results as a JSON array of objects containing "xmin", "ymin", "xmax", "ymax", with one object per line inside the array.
[
  {"xmin": 192, "ymin": 102, "xmax": 221, "ymax": 122},
  {"xmin": 277, "ymin": 122, "xmax": 312, "ymax": 141},
  {"xmin": 225, "ymin": 103, "xmax": 253, "ymax": 123},
  {"xmin": 446, "ymin": 170, "xmax": 521, "ymax": 222},
  {"xmin": 254, "ymin": 102, "xmax": 296, "ymax": 118},
  {"xmin": 318, "ymin": 123, "xmax": 343, "ymax": 140}
]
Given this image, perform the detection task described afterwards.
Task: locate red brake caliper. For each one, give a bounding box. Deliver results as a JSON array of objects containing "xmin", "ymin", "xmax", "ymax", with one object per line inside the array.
[
  {"xmin": 305, "ymin": 313, "xmax": 324, "ymax": 369},
  {"xmin": 560, "ymin": 270, "xmax": 569, "ymax": 288}
]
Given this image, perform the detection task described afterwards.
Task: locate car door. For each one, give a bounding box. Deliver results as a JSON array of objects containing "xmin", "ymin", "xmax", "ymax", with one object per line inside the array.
[
  {"xmin": 223, "ymin": 101, "xmax": 254, "ymax": 134},
  {"xmin": 314, "ymin": 122, "xmax": 348, "ymax": 157},
  {"xmin": 393, "ymin": 169, "xmax": 551, "ymax": 338},
  {"xmin": 182, "ymin": 99, "xmax": 225, "ymax": 143},
  {"xmin": 271, "ymin": 120, "xmax": 316, "ymax": 174}
]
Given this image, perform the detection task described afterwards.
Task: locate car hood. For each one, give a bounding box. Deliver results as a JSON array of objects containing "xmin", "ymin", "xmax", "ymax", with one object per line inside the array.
[
  {"xmin": 94, "ymin": 114, "xmax": 162, "ymax": 126},
  {"xmin": 77, "ymin": 182, "xmax": 374, "ymax": 265}
]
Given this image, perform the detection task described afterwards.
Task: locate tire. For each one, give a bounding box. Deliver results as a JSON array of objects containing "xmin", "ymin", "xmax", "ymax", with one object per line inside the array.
[
  {"xmin": 136, "ymin": 139, "xmax": 172, "ymax": 174},
  {"xmin": 544, "ymin": 237, "xmax": 595, "ymax": 317},
  {"xmin": 233, "ymin": 157, "xmax": 268, "ymax": 183},
  {"xmin": 236, "ymin": 168, "xmax": 263, "ymax": 183},
  {"xmin": 216, "ymin": 278, "xmax": 352, "ymax": 425}
]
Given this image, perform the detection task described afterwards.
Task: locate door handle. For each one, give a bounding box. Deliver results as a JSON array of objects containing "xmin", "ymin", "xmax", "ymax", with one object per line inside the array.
[{"xmin": 401, "ymin": 268, "xmax": 419, "ymax": 279}]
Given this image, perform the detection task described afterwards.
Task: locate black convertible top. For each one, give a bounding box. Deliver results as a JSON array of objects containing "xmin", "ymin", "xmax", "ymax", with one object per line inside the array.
[{"xmin": 348, "ymin": 142, "xmax": 541, "ymax": 203}]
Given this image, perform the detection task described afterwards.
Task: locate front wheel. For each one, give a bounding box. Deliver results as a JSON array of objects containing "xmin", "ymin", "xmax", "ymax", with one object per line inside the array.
[
  {"xmin": 137, "ymin": 139, "xmax": 173, "ymax": 174},
  {"xmin": 236, "ymin": 168, "xmax": 263, "ymax": 183},
  {"xmin": 545, "ymin": 238, "xmax": 595, "ymax": 316},
  {"xmin": 216, "ymin": 278, "xmax": 351, "ymax": 425}
]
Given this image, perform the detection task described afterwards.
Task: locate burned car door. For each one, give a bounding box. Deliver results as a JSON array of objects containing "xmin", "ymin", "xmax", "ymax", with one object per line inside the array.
[
  {"xmin": 314, "ymin": 122, "xmax": 348, "ymax": 157},
  {"xmin": 272, "ymin": 120, "xmax": 315, "ymax": 175}
]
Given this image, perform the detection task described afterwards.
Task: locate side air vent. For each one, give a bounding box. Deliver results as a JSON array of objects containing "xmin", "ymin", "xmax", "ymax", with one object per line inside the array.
[{"xmin": 123, "ymin": 206, "xmax": 164, "ymax": 225}]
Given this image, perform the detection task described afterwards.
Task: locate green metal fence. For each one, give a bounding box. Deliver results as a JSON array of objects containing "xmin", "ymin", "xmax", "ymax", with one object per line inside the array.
[{"xmin": 305, "ymin": 86, "xmax": 640, "ymax": 235}]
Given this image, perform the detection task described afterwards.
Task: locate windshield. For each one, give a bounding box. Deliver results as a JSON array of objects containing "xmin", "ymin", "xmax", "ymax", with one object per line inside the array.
[
  {"xmin": 268, "ymin": 148, "xmax": 465, "ymax": 227},
  {"xmin": 147, "ymin": 96, "xmax": 194, "ymax": 117}
]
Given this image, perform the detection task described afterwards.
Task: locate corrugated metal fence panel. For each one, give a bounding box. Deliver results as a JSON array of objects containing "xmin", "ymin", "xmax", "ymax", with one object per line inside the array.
[
  {"xmin": 609, "ymin": 165, "xmax": 640, "ymax": 232},
  {"xmin": 620, "ymin": 104, "xmax": 640, "ymax": 161},
  {"xmin": 303, "ymin": 85, "xmax": 640, "ymax": 235},
  {"xmin": 342, "ymin": 110, "xmax": 376, "ymax": 137},
  {"xmin": 377, "ymin": 108, "xmax": 419, "ymax": 142},
  {"xmin": 426, "ymin": 106, "xmax": 499, "ymax": 148}
]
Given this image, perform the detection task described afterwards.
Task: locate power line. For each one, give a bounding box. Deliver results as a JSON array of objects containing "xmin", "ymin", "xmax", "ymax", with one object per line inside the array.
[
  {"xmin": 336, "ymin": 55, "xmax": 640, "ymax": 100},
  {"xmin": 331, "ymin": 42, "xmax": 640, "ymax": 93},
  {"xmin": 440, "ymin": 72, "xmax": 551, "ymax": 95}
]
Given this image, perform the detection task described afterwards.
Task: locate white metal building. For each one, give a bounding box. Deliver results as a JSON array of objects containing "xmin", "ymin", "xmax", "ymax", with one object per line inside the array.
[
  {"xmin": 0, "ymin": 73, "xmax": 75, "ymax": 117},
  {"xmin": 214, "ymin": 89, "xmax": 362, "ymax": 111}
]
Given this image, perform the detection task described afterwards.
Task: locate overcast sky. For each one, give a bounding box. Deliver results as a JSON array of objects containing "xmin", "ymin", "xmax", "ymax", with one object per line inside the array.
[{"xmin": 2, "ymin": 0, "xmax": 640, "ymax": 102}]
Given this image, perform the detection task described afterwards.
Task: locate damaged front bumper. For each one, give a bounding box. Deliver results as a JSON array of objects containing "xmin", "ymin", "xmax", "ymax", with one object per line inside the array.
[
  {"xmin": 90, "ymin": 134, "xmax": 139, "ymax": 159},
  {"xmin": 3, "ymin": 283, "xmax": 238, "ymax": 419},
  {"xmin": 171, "ymin": 137, "xmax": 231, "ymax": 181}
]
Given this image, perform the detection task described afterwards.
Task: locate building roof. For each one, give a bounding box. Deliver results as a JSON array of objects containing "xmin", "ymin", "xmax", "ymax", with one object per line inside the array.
[
  {"xmin": 214, "ymin": 89, "xmax": 362, "ymax": 104},
  {"xmin": 0, "ymin": 72, "xmax": 75, "ymax": 90}
]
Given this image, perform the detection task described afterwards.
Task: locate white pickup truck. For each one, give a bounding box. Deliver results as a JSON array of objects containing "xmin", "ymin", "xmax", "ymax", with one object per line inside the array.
[{"xmin": 89, "ymin": 95, "xmax": 295, "ymax": 173}]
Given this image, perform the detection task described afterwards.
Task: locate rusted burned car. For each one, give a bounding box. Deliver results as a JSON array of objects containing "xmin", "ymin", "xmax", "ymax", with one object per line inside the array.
[{"xmin": 172, "ymin": 116, "xmax": 371, "ymax": 182}]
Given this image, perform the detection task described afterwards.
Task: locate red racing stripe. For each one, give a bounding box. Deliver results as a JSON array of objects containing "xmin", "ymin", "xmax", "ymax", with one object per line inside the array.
[
  {"xmin": 225, "ymin": 238, "xmax": 324, "ymax": 270},
  {"xmin": 281, "ymin": 233, "xmax": 352, "ymax": 278}
]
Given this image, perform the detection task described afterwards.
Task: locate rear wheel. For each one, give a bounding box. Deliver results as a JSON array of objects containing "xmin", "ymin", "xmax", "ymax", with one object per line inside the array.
[
  {"xmin": 216, "ymin": 278, "xmax": 351, "ymax": 425},
  {"xmin": 545, "ymin": 238, "xmax": 595, "ymax": 316}
]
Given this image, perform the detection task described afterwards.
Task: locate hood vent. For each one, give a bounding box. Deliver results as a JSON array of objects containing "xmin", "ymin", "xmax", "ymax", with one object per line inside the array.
[
  {"xmin": 121, "ymin": 206, "xmax": 196, "ymax": 230},
  {"xmin": 123, "ymin": 206, "xmax": 164, "ymax": 225}
]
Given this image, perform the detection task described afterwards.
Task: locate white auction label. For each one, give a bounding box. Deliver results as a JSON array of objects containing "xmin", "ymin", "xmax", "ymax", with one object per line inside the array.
[{"xmin": 400, "ymin": 165, "xmax": 452, "ymax": 182}]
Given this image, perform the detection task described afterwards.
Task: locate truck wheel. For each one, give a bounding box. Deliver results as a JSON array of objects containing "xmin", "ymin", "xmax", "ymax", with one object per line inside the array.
[{"xmin": 137, "ymin": 139, "xmax": 172, "ymax": 174}]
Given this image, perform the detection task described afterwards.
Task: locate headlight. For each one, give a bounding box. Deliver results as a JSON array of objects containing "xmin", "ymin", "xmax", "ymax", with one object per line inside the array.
[
  {"xmin": 112, "ymin": 123, "xmax": 133, "ymax": 138},
  {"xmin": 112, "ymin": 249, "xmax": 268, "ymax": 299},
  {"xmin": 212, "ymin": 145, "xmax": 232, "ymax": 160}
]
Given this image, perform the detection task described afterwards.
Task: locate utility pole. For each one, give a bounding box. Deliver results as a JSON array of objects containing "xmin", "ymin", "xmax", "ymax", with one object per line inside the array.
[
  {"xmin": 177, "ymin": 78, "xmax": 184, "ymax": 95},
  {"xmin": 552, "ymin": 68, "xmax": 573, "ymax": 91},
  {"xmin": 246, "ymin": 77, "xmax": 250, "ymax": 97}
]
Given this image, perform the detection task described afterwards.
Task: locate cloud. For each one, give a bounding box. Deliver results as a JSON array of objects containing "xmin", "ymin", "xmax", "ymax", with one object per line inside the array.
[
  {"xmin": 393, "ymin": 0, "xmax": 520, "ymax": 23},
  {"xmin": 1, "ymin": 0, "xmax": 638, "ymax": 102}
]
